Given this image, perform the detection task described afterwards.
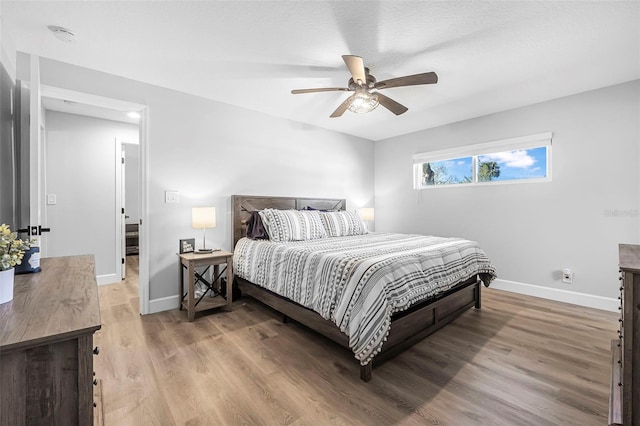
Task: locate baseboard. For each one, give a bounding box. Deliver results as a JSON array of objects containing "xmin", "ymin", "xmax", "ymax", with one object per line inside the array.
[
  {"xmin": 148, "ymin": 294, "xmax": 180, "ymax": 314},
  {"xmin": 145, "ymin": 280, "xmax": 618, "ymax": 314},
  {"xmin": 96, "ymin": 273, "xmax": 120, "ymax": 285},
  {"xmin": 491, "ymin": 279, "xmax": 618, "ymax": 312}
]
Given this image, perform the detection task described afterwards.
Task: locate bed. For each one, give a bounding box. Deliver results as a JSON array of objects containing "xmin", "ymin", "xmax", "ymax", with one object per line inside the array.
[{"xmin": 231, "ymin": 195, "xmax": 496, "ymax": 381}]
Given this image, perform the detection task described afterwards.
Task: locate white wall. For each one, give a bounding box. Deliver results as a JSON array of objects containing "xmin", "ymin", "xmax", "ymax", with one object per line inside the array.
[
  {"xmin": 376, "ymin": 80, "xmax": 640, "ymax": 308},
  {"xmin": 26, "ymin": 56, "xmax": 374, "ymax": 303},
  {"xmin": 45, "ymin": 110, "xmax": 138, "ymax": 282},
  {"xmin": 0, "ymin": 1, "xmax": 16, "ymax": 82}
]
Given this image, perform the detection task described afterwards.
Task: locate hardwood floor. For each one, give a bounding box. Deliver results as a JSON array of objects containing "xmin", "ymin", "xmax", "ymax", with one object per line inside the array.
[{"xmin": 95, "ymin": 256, "xmax": 617, "ymax": 425}]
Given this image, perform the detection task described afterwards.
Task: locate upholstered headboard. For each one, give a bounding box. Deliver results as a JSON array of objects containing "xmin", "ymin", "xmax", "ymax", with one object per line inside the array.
[{"xmin": 231, "ymin": 195, "xmax": 346, "ymax": 249}]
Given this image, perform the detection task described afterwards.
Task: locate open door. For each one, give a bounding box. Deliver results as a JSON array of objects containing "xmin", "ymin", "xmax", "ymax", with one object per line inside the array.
[
  {"xmin": 120, "ymin": 149, "xmax": 126, "ymax": 280},
  {"xmin": 16, "ymin": 56, "xmax": 49, "ymax": 247}
]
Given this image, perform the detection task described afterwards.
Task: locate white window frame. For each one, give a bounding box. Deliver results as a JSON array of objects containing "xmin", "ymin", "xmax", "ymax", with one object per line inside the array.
[{"xmin": 413, "ymin": 132, "xmax": 552, "ymax": 189}]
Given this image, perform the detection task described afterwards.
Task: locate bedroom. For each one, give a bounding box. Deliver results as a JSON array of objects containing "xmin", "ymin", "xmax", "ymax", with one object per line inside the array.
[{"xmin": 0, "ymin": 1, "xmax": 639, "ymax": 425}]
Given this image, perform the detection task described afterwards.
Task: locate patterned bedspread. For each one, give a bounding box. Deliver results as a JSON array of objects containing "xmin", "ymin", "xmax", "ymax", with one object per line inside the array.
[{"xmin": 233, "ymin": 233, "xmax": 496, "ymax": 365}]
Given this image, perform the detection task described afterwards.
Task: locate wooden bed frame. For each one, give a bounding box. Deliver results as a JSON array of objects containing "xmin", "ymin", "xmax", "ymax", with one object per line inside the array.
[{"xmin": 231, "ymin": 194, "xmax": 482, "ymax": 382}]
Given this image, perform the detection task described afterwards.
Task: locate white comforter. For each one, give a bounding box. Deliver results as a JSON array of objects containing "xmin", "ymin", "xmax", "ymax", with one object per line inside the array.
[{"xmin": 233, "ymin": 233, "xmax": 496, "ymax": 365}]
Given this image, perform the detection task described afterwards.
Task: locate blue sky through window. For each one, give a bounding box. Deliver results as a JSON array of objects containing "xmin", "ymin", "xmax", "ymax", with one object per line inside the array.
[
  {"xmin": 424, "ymin": 157, "xmax": 472, "ymax": 185},
  {"xmin": 422, "ymin": 146, "xmax": 548, "ymax": 186},
  {"xmin": 478, "ymin": 147, "xmax": 547, "ymax": 181}
]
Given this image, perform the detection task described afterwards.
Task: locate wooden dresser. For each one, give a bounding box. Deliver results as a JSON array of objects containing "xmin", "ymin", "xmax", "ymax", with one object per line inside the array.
[
  {"xmin": 0, "ymin": 255, "xmax": 102, "ymax": 425},
  {"xmin": 610, "ymin": 244, "xmax": 640, "ymax": 425}
]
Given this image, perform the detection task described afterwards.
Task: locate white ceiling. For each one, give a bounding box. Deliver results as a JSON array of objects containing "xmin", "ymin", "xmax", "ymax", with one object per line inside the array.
[{"xmin": 4, "ymin": 1, "xmax": 639, "ymax": 141}]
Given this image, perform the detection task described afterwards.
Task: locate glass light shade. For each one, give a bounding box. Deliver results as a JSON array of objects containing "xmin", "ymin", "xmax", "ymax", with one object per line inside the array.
[
  {"xmin": 347, "ymin": 89, "xmax": 379, "ymax": 114},
  {"xmin": 192, "ymin": 207, "xmax": 217, "ymax": 229},
  {"xmin": 359, "ymin": 207, "xmax": 375, "ymax": 221}
]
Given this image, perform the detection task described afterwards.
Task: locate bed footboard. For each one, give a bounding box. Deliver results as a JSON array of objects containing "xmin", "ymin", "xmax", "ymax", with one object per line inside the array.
[{"xmin": 236, "ymin": 276, "xmax": 480, "ymax": 382}]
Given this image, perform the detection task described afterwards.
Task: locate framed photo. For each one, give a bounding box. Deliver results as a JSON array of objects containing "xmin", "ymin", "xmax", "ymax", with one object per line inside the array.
[{"xmin": 179, "ymin": 238, "xmax": 195, "ymax": 254}]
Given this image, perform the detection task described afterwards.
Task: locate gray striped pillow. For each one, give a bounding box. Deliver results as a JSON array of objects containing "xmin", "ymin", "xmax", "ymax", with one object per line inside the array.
[
  {"xmin": 320, "ymin": 210, "xmax": 368, "ymax": 237},
  {"xmin": 258, "ymin": 209, "xmax": 327, "ymax": 242}
]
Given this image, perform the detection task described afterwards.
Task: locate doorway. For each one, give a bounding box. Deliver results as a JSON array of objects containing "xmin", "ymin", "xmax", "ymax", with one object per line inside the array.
[
  {"xmin": 121, "ymin": 140, "xmax": 140, "ymax": 280},
  {"xmin": 38, "ymin": 85, "xmax": 150, "ymax": 314},
  {"xmin": 44, "ymin": 111, "xmax": 138, "ymax": 284}
]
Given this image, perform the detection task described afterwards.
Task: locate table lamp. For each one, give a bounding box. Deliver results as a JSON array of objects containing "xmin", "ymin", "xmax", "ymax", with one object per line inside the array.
[
  {"xmin": 192, "ymin": 207, "xmax": 216, "ymax": 253},
  {"xmin": 359, "ymin": 207, "xmax": 375, "ymax": 232}
]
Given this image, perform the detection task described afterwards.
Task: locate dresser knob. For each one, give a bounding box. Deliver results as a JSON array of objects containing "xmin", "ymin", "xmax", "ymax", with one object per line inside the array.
[
  {"xmin": 618, "ymin": 296, "xmax": 621, "ymax": 300},
  {"xmin": 93, "ymin": 346, "xmax": 100, "ymax": 355},
  {"xmin": 619, "ymin": 276, "xmax": 623, "ymax": 280},
  {"xmin": 93, "ymin": 379, "xmax": 98, "ymax": 386},
  {"xmin": 93, "ymin": 402, "xmax": 97, "ymax": 408}
]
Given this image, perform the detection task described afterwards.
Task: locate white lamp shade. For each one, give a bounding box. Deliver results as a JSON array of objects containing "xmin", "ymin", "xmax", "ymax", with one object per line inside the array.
[
  {"xmin": 359, "ymin": 207, "xmax": 375, "ymax": 221},
  {"xmin": 192, "ymin": 207, "xmax": 217, "ymax": 229}
]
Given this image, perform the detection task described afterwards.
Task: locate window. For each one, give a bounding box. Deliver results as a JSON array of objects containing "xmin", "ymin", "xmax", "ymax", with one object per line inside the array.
[
  {"xmin": 421, "ymin": 156, "xmax": 473, "ymax": 186},
  {"xmin": 413, "ymin": 133, "xmax": 552, "ymax": 189}
]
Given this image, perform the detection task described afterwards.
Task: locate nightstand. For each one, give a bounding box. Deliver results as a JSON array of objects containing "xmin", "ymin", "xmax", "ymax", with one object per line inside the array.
[{"xmin": 177, "ymin": 250, "xmax": 233, "ymax": 321}]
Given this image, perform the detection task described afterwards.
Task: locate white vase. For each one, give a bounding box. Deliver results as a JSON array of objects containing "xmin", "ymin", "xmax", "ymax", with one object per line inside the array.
[{"xmin": 0, "ymin": 268, "xmax": 15, "ymax": 304}]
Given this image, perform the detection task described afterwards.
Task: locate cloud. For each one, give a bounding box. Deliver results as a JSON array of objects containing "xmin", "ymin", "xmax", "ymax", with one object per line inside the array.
[{"xmin": 480, "ymin": 150, "xmax": 535, "ymax": 168}]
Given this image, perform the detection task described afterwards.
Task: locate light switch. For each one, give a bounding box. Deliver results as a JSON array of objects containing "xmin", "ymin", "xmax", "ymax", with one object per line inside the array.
[
  {"xmin": 47, "ymin": 194, "xmax": 57, "ymax": 205},
  {"xmin": 165, "ymin": 191, "xmax": 179, "ymax": 204}
]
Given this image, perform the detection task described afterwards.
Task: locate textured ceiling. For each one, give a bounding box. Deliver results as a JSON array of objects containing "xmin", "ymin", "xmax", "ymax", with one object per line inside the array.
[{"xmin": 3, "ymin": 1, "xmax": 639, "ymax": 141}]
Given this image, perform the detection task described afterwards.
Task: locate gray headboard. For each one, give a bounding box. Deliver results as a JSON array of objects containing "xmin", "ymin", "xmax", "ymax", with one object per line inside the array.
[{"xmin": 231, "ymin": 195, "xmax": 346, "ymax": 248}]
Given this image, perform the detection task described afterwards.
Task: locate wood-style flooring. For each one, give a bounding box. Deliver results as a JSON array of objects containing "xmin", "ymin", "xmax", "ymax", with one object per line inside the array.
[{"xmin": 95, "ymin": 256, "xmax": 617, "ymax": 425}]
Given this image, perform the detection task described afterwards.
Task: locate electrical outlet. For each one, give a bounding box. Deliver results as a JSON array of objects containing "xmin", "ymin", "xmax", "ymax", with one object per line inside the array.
[{"xmin": 562, "ymin": 268, "xmax": 573, "ymax": 284}]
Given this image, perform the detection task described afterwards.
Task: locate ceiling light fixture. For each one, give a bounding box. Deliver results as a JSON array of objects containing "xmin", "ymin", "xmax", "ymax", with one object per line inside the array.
[
  {"xmin": 47, "ymin": 25, "xmax": 77, "ymax": 43},
  {"xmin": 347, "ymin": 87, "xmax": 379, "ymax": 114}
]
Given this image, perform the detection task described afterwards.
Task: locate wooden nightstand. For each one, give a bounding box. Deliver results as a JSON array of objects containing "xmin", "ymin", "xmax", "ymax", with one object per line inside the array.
[{"xmin": 178, "ymin": 250, "xmax": 233, "ymax": 321}]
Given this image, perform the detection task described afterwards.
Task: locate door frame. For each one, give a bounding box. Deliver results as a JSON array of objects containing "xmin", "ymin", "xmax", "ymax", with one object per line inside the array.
[
  {"xmin": 117, "ymin": 141, "xmax": 125, "ymax": 281},
  {"xmin": 40, "ymin": 84, "xmax": 151, "ymax": 315}
]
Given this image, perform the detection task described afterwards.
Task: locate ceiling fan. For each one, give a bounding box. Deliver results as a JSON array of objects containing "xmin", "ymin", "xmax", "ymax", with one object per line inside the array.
[{"xmin": 291, "ymin": 55, "xmax": 438, "ymax": 118}]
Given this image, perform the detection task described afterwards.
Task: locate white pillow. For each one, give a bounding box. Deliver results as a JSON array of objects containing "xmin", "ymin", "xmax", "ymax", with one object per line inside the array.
[
  {"xmin": 258, "ymin": 209, "xmax": 327, "ymax": 242},
  {"xmin": 320, "ymin": 210, "xmax": 368, "ymax": 237}
]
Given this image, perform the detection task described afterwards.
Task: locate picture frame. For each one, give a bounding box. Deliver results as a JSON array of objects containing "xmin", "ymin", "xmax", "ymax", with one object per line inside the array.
[{"xmin": 179, "ymin": 238, "xmax": 195, "ymax": 254}]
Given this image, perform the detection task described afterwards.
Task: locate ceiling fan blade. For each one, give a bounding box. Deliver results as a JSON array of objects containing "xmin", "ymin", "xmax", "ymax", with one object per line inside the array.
[
  {"xmin": 342, "ymin": 55, "xmax": 366, "ymax": 85},
  {"xmin": 291, "ymin": 87, "xmax": 350, "ymax": 94},
  {"xmin": 330, "ymin": 96, "xmax": 352, "ymax": 118},
  {"xmin": 374, "ymin": 72, "xmax": 438, "ymax": 90},
  {"xmin": 376, "ymin": 93, "xmax": 408, "ymax": 115}
]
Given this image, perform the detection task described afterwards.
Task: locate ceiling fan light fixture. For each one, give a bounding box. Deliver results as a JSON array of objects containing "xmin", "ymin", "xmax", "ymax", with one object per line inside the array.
[{"xmin": 347, "ymin": 88, "xmax": 379, "ymax": 114}]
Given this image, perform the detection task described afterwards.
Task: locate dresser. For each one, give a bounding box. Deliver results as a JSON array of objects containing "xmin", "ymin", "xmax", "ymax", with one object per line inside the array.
[
  {"xmin": 610, "ymin": 244, "xmax": 640, "ymax": 425},
  {"xmin": 0, "ymin": 255, "xmax": 102, "ymax": 425}
]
